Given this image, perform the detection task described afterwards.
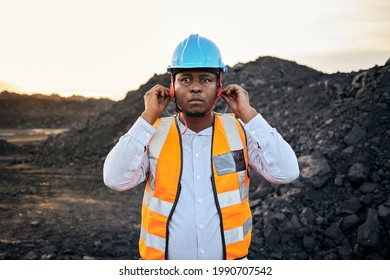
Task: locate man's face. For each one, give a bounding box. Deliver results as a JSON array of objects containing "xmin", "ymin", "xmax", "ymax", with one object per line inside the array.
[{"xmin": 174, "ymin": 70, "xmax": 218, "ymax": 117}]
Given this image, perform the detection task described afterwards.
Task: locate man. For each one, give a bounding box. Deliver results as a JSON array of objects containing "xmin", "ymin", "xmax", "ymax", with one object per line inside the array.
[{"xmin": 103, "ymin": 34, "xmax": 299, "ymax": 260}]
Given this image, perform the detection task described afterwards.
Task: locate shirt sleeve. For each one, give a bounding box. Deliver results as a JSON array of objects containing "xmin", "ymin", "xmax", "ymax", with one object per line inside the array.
[
  {"xmin": 103, "ymin": 117, "xmax": 155, "ymax": 191},
  {"xmin": 243, "ymin": 114, "xmax": 300, "ymax": 184}
]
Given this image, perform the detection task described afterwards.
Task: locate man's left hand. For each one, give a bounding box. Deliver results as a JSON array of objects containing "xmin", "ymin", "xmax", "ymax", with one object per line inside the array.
[{"xmin": 221, "ymin": 84, "xmax": 257, "ymax": 123}]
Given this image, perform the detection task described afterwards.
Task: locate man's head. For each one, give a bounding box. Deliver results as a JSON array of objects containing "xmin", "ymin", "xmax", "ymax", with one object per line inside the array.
[{"xmin": 167, "ymin": 34, "xmax": 227, "ymax": 101}]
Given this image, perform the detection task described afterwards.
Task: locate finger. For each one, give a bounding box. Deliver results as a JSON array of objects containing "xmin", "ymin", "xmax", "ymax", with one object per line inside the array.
[
  {"xmin": 145, "ymin": 85, "xmax": 168, "ymax": 96},
  {"xmin": 222, "ymin": 90, "xmax": 238, "ymax": 102},
  {"xmin": 161, "ymin": 96, "xmax": 171, "ymax": 106},
  {"xmin": 159, "ymin": 95, "xmax": 171, "ymax": 104},
  {"xmin": 159, "ymin": 91, "xmax": 171, "ymax": 105},
  {"xmin": 221, "ymin": 88, "xmax": 232, "ymax": 97},
  {"xmin": 221, "ymin": 94, "xmax": 234, "ymax": 104},
  {"xmin": 224, "ymin": 85, "xmax": 239, "ymax": 96},
  {"xmin": 222, "ymin": 85, "xmax": 233, "ymax": 94},
  {"xmin": 156, "ymin": 87, "xmax": 170, "ymax": 98}
]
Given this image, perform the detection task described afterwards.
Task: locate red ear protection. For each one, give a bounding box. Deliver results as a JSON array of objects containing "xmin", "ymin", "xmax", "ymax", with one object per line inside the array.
[
  {"xmin": 169, "ymin": 70, "xmax": 223, "ymax": 99},
  {"xmin": 217, "ymin": 71, "xmax": 223, "ymax": 98},
  {"xmin": 169, "ymin": 73, "xmax": 175, "ymax": 98}
]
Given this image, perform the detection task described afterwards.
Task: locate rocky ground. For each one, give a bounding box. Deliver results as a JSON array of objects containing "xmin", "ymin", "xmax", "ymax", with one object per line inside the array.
[
  {"xmin": 1, "ymin": 56, "xmax": 389, "ymax": 259},
  {"xmin": 0, "ymin": 154, "xmax": 141, "ymax": 260}
]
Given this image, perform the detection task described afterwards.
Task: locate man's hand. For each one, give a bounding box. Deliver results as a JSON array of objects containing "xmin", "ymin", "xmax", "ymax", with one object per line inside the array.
[
  {"xmin": 221, "ymin": 84, "xmax": 257, "ymax": 123},
  {"xmin": 141, "ymin": 85, "xmax": 171, "ymax": 125}
]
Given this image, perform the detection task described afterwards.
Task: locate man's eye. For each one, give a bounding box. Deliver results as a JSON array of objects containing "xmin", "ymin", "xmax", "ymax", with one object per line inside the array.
[
  {"xmin": 201, "ymin": 78, "xmax": 211, "ymax": 83},
  {"xmin": 181, "ymin": 78, "xmax": 190, "ymax": 83}
]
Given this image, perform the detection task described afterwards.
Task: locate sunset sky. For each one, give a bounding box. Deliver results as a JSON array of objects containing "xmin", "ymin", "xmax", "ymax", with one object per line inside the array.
[{"xmin": 1, "ymin": 0, "xmax": 389, "ymax": 100}]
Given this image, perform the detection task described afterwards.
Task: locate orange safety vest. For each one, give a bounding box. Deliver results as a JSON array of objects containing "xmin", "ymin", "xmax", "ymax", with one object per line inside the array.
[{"xmin": 139, "ymin": 114, "xmax": 252, "ymax": 260}]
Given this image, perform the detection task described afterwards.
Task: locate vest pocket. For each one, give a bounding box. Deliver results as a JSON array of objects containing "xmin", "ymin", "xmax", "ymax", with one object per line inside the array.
[
  {"xmin": 213, "ymin": 151, "xmax": 236, "ymax": 176},
  {"xmin": 213, "ymin": 149, "xmax": 246, "ymax": 176}
]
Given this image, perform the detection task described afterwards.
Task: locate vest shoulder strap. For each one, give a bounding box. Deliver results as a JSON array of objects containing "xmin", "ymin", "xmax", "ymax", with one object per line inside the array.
[
  {"xmin": 149, "ymin": 117, "xmax": 175, "ymax": 161},
  {"xmin": 217, "ymin": 114, "xmax": 246, "ymax": 151}
]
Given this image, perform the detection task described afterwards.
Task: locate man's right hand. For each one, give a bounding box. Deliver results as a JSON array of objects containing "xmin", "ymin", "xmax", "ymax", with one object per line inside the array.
[{"xmin": 140, "ymin": 85, "xmax": 171, "ymax": 125}]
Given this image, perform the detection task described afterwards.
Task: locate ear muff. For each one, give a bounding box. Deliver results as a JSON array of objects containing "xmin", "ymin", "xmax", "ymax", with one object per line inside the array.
[
  {"xmin": 217, "ymin": 71, "xmax": 223, "ymax": 98},
  {"xmin": 169, "ymin": 73, "xmax": 175, "ymax": 98}
]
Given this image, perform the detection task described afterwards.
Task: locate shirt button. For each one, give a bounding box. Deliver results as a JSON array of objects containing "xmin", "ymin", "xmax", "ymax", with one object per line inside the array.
[
  {"xmin": 196, "ymin": 175, "xmax": 200, "ymax": 179},
  {"xmin": 199, "ymin": 224, "xmax": 204, "ymax": 229},
  {"xmin": 200, "ymin": 249, "xmax": 205, "ymax": 255},
  {"xmin": 198, "ymin": 198, "xmax": 202, "ymax": 203},
  {"xmin": 195, "ymin": 153, "xmax": 199, "ymax": 157}
]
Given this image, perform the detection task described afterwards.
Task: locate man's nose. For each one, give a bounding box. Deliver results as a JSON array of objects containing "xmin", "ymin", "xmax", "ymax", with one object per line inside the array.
[{"xmin": 190, "ymin": 80, "xmax": 202, "ymax": 93}]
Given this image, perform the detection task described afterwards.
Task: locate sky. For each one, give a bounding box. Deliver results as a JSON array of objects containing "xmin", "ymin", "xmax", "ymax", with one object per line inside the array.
[{"xmin": 0, "ymin": 0, "xmax": 389, "ymax": 101}]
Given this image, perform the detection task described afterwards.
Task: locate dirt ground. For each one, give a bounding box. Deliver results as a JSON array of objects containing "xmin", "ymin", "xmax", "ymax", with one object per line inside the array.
[{"xmin": 0, "ymin": 150, "xmax": 144, "ymax": 260}]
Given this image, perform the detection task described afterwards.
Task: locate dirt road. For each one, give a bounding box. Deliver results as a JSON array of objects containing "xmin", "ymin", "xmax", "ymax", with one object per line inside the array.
[{"xmin": 0, "ymin": 152, "xmax": 143, "ymax": 260}]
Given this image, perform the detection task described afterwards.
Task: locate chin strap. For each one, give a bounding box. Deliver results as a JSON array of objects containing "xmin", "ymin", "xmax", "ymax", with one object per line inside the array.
[{"xmin": 178, "ymin": 112, "xmax": 188, "ymax": 135}]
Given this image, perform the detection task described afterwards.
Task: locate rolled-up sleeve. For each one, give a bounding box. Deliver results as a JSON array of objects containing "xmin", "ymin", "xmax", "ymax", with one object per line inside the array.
[
  {"xmin": 243, "ymin": 114, "xmax": 299, "ymax": 184},
  {"xmin": 103, "ymin": 117, "xmax": 155, "ymax": 191}
]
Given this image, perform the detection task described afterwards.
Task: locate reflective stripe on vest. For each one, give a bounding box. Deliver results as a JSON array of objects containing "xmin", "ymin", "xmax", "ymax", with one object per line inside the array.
[{"xmin": 140, "ymin": 114, "xmax": 251, "ymax": 260}]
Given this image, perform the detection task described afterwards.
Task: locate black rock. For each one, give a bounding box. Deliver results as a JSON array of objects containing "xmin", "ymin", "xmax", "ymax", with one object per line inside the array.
[
  {"xmin": 359, "ymin": 182, "xmax": 379, "ymax": 193},
  {"xmin": 303, "ymin": 235, "xmax": 317, "ymax": 252},
  {"xmin": 344, "ymin": 124, "xmax": 366, "ymax": 146},
  {"xmin": 336, "ymin": 197, "xmax": 362, "ymax": 215},
  {"xmin": 378, "ymin": 200, "xmax": 390, "ymax": 222},
  {"xmin": 23, "ymin": 251, "xmax": 38, "ymax": 260},
  {"xmin": 347, "ymin": 163, "xmax": 369, "ymax": 186},
  {"xmin": 325, "ymin": 223, "xmax": 343, "ymax": 240},
  {"xmin": 357, "ymin": 208, "xmax": 380, "ymax": 248},
  {"xmin": 340, "ymin": 214, "xmax": 360, "ymax": 230}
]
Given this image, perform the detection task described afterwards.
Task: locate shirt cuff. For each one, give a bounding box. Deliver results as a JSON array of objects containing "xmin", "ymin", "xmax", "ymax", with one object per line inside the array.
[{"xmin": 124, "ymin": 117, "xmax": 156, "ymax": 146}]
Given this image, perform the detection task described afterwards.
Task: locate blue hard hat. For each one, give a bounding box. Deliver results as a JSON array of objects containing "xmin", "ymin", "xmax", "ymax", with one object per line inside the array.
[{"xmin": 168, "ymin": 34, "xmax": 227, "ymax": 73}]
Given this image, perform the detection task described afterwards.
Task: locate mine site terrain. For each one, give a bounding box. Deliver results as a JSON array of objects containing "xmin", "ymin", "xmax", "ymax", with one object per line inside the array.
[{"xmin": 1, "ymin": 56, "xmax": 389, "ymax": 260}]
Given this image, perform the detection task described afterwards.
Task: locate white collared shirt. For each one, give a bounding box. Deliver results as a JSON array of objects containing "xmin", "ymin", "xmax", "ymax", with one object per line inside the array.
[{"xmin": 103, "ymin": 114, "xmax": 299, "ymax": 259}]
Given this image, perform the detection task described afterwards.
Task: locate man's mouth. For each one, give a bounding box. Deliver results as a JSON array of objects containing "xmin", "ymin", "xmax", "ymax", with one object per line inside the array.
[{"xmin": 188, "ymin": 98, "xmax": 204, "ymax": 104}]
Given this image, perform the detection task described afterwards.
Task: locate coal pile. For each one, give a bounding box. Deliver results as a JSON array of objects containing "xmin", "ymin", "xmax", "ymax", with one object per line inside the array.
[{"xmin": 34, "ymin": 56, "xmax": 390, "ymax": 259}]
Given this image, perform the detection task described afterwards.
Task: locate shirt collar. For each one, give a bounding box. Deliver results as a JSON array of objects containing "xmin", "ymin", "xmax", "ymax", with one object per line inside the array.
[{"xmin": 176, "ymin": 115, "xmax": 213, "ymax": 136}]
